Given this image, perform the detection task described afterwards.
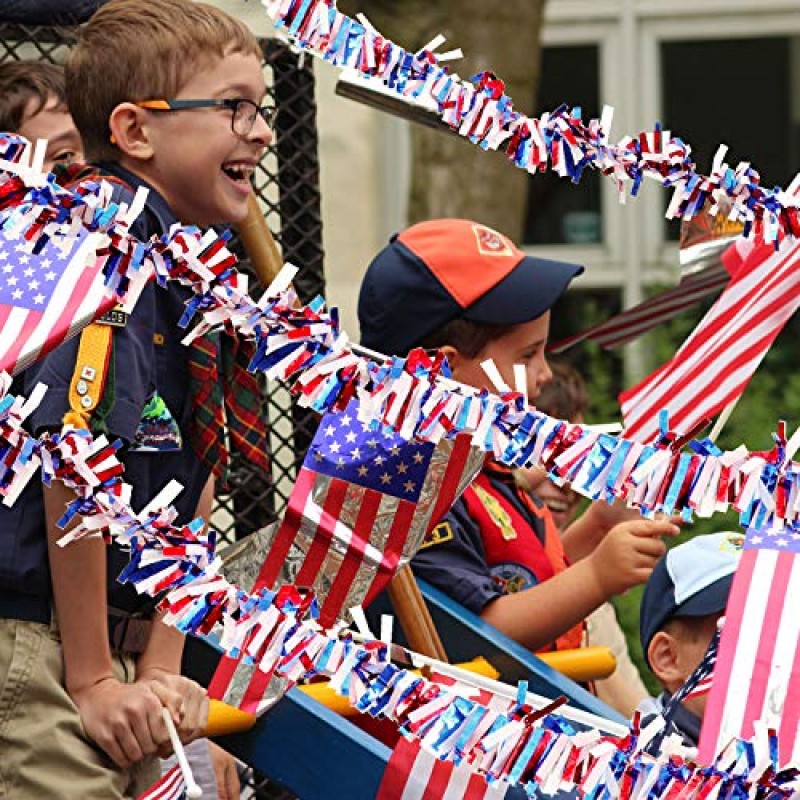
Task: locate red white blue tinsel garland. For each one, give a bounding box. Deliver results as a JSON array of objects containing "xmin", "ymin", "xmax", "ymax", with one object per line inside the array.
[
  {"xmin": 260, "ymin": 0, "xmax": 800, "ymax": 244},
  {"xmin": 3, "ymin": 138, "xmax": 800, "ymax": 790},
  {"xmin": 2, "ymin": 132, "xmax": 796, "ymax": 532},
  {"xmin": 4, "ymin": 377, "xmax": 800, "ymax": 798},
  {"xmin": 1, "ymin": 129, "xmax": 800, "ymax": 560}
]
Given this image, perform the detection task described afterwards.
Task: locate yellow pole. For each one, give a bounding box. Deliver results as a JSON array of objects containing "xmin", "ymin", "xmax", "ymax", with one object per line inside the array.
[{"xmin": 205, "ymin": 699, "xmax": 257, "ymax": 737}]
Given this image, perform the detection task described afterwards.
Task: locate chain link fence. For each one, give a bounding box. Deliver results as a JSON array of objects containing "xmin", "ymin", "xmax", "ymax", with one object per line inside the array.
[{"xmin": 0, "ymin": 23, "xmax": 326, "ymax": 798}]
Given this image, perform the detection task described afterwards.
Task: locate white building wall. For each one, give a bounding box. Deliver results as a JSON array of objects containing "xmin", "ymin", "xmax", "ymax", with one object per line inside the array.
[{"xmin": 314, "ymin": 60, "xmax": 389, "ymax": 341}]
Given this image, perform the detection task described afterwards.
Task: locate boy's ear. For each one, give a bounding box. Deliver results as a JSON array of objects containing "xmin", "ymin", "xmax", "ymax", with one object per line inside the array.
[
  {"xmin": 108, "ymin": 102, "xmax": 154, "ymax": 161},
  {"xmin": 439, "ymin": 344, "xmax": 460, "ymax": 370},
  {"xmin": 647, "ymin": 630, "xmax": 683, "ymax": 688}
]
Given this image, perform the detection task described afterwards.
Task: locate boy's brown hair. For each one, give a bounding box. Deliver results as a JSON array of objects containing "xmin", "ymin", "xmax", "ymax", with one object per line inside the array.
[
  {"xmin": 0, "ymin": 61, "xmax": 68, "ymax": 134},
  {"xmin": 66, "ymin": 0, "xmax": 261, "ymax": 161},
  {"xmin": 535, "ymin": 359, "xmax": 588, "ymax": 421},
  {"xmin": 419, "ymin": 319, "xmax": 514, "ymax": 359}
]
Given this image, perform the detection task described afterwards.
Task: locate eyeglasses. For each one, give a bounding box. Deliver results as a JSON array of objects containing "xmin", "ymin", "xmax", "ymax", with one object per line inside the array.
[{"xmin": 136, "ymin": 98, "xmax": 277, "ymax": 137}]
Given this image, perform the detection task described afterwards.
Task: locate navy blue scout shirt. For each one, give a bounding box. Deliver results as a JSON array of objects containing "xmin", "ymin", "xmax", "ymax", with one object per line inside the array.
[
  {"xmin": 0, "ymin": 162, "xmax": 211, "ymax": 619},
  {"xmin": 410, "ymin": 465, "xmax": 585, "ymax": 653},
  {"xmin": 411, "ymin": 470, "xmax": 550, "ymax": 614}
]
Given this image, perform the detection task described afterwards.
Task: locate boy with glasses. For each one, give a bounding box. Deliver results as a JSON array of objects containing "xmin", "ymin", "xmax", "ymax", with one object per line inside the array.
[{"xmin": 0, "ymin": 1, "xmax": 273, "ymax": 796}]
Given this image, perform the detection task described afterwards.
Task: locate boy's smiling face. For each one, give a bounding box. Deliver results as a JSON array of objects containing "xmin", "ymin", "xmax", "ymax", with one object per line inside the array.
[
  {"xmin": 521, "ymin": 453, "xmax": 582, "ymax": 531},
  {"xmin": 117, "ymin": 50, "xmax": 272, "ymax": 227}
]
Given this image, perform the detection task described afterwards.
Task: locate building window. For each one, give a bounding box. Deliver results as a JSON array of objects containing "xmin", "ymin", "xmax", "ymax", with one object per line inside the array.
[
  {"xmin": 661, "ymin": 35, "xmax": 800, "ymax": 240},
  {"xmin": 524, "ymin": 43, "xmax": 603, "ymax": 246}
]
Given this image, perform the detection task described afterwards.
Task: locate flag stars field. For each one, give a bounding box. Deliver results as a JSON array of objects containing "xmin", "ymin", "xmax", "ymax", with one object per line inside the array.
[
  {"xmin": 304, "ymin": 407, "xmax": 436, "ymax": 504},
  {"xmin": 0, "ymin": 229, "xmax": 119, "ymax": 375}
]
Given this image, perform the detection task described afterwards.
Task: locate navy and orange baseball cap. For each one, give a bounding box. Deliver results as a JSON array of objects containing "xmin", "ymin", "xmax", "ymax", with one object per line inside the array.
[{"xmin": 358, "ymin": 219, "xmax": 584, "ymax": 356}]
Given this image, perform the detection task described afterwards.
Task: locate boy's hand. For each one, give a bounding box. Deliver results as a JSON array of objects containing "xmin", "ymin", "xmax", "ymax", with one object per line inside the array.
[
  {"xmin": 71, "ymin": 676, "xmax": 171, "ymax": 767},
  {"xmin": 585, "ymin": 496, "xmax": 683, "ymax": 533},
  {"xmin": 588, "ymin": 519, "xmax": 679, "ymax": 596},
  {"xmin": 138, "ymin": 669, "xmax": 209, "ymax": 745},
  {"xmin": 209, "ymin": 740, "xmax": 241, "ymax": 800}
]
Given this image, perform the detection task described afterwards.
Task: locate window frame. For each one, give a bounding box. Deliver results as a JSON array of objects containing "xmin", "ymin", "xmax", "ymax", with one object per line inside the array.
[{"xmin": 639, "ymin": 10, "xmax": 800, "ymax": 268}]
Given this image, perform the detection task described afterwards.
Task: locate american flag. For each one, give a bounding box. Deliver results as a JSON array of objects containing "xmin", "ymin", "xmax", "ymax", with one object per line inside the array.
[
  {"xmin": 376, "ymin": 736, "xmax": 510, "ymax": 800},
  {"xmin": 0, "ymin": 230, "xmax": 121, "ymax": 375},
  {"xmin": 210, "ymin": 398, "xmax": 484, "ymax": 712},
  {"xmin": 548, "ymin": 266, "xmax": 728, "ymax": 353},
  {"xmin": 136, "ymin": 765, "xmax": 186, "ymax": 800},
  {"xmin": 698, "ymin": 526, "xmax": 800, "ymax": 766},
  {"xmin": 620, "ymin": 233, "xmax": 800, "ymax": 442}
]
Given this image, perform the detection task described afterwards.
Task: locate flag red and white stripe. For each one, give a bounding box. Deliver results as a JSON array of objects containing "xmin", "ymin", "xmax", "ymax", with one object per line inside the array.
[
  {"xmin": 376, "ymin": 736, "xmax": 509, "ymax": 800},
  {"xmin": 209, "ymin": 399, "xmax": 483, "ymax": 713},
  {"xmin": 254, "ymin": 428, "xmax": 481, "ymax": 625},
  {"xmin": 0, "ymin": 231, "xmax": 123, "ymax": 375},
  {"xmin": 698, "ymin": 528, "xmax": 800, "ymax": 766},
  {"xmin": 136, "ymin": 765, "xmax": 186, "ymax": 800},
  {"xmin": 683, "ymin": 674, "xmax": 714, "ymax": 701},
  {"xmin": 620, "ymin": 234, "xmax": 800, "ymax": 442},
  {"xmin": 548, "ymin": 266, "xmax": 729, "ymax": 353}
]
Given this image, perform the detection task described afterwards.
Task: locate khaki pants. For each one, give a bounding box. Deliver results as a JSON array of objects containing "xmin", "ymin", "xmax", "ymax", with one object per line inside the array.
[{"xmin": 0, "ymin": 618, "xmax": 159, "ymax": 799}]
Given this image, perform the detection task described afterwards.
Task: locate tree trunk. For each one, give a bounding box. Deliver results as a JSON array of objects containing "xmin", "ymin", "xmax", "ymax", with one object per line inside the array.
[{"xmin": 344, "ymin": 0, "xmax": 548, "ymax": 241}]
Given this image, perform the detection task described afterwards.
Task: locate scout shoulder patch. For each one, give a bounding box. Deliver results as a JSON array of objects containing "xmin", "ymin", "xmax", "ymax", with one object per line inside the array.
[
  {"xmin": 474, "ymin": 484, "xmax": 517, "ymax": 540},
  {"xmin": 490, "ymin": 562, "xmax": 537, "ymax": 594},
  {"xmin": 420, "ymin": 521, "xmax": 454, "ymax": 550},
  {"xmin": 63, "ymin": 322, "xmax": 114, "ymax": 430}
]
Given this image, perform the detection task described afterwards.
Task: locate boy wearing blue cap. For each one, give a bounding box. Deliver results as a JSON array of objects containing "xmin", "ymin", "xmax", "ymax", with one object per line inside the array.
[
  {"xmin": 638, "ymin": 531, "xmax": 743, "ymax": 745},
  {"xmin": 358, "ymin": 218, "xmax": 678, "ymax": 655}
]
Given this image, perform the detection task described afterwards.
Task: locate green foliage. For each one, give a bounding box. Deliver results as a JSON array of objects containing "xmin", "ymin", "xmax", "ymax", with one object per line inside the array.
[{"xmin": 550, "ymin": 289, "xmax": 625, "ymax": 424}]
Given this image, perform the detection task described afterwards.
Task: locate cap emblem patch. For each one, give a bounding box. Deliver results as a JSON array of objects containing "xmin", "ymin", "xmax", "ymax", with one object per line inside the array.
[{"xmin": 473, "ymin": 224, "xmax": 514, "ymax": 257}]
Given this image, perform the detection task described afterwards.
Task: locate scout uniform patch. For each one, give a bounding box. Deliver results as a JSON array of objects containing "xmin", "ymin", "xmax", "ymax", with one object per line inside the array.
[
  {"xmin": 461, "ymin": 469, "xmax": 584, "ymax": 652},
  {"xmin": 63, "ymin": 303, "xmax": 127, "ymax": 432},
  {"xmin": 473, "ymin": 484, "xmax": 517, "ymax": 540},
  {"xmin": 130, "ymin": 391, "xmax": 182, "ymax": 452},
  {"xmin": 63, "ymin": 322, "xmax": 115, "ymax": 430},
  {"xmin": 489, "ymin": 562, "xmax": 537, "ymax": 594},
  {"xmin": 420, "ymin": 521, "xmax": 454, "ymax": 550},
  {"xmin": 97, "ymin": 304, "xmax": 129, "ymax": 328}
]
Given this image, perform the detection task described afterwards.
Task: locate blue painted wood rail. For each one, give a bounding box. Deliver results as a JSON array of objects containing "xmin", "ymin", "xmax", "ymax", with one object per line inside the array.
[{"xmin": 183, "ymin": 576, "xmax": 626, "ymax": 798}]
